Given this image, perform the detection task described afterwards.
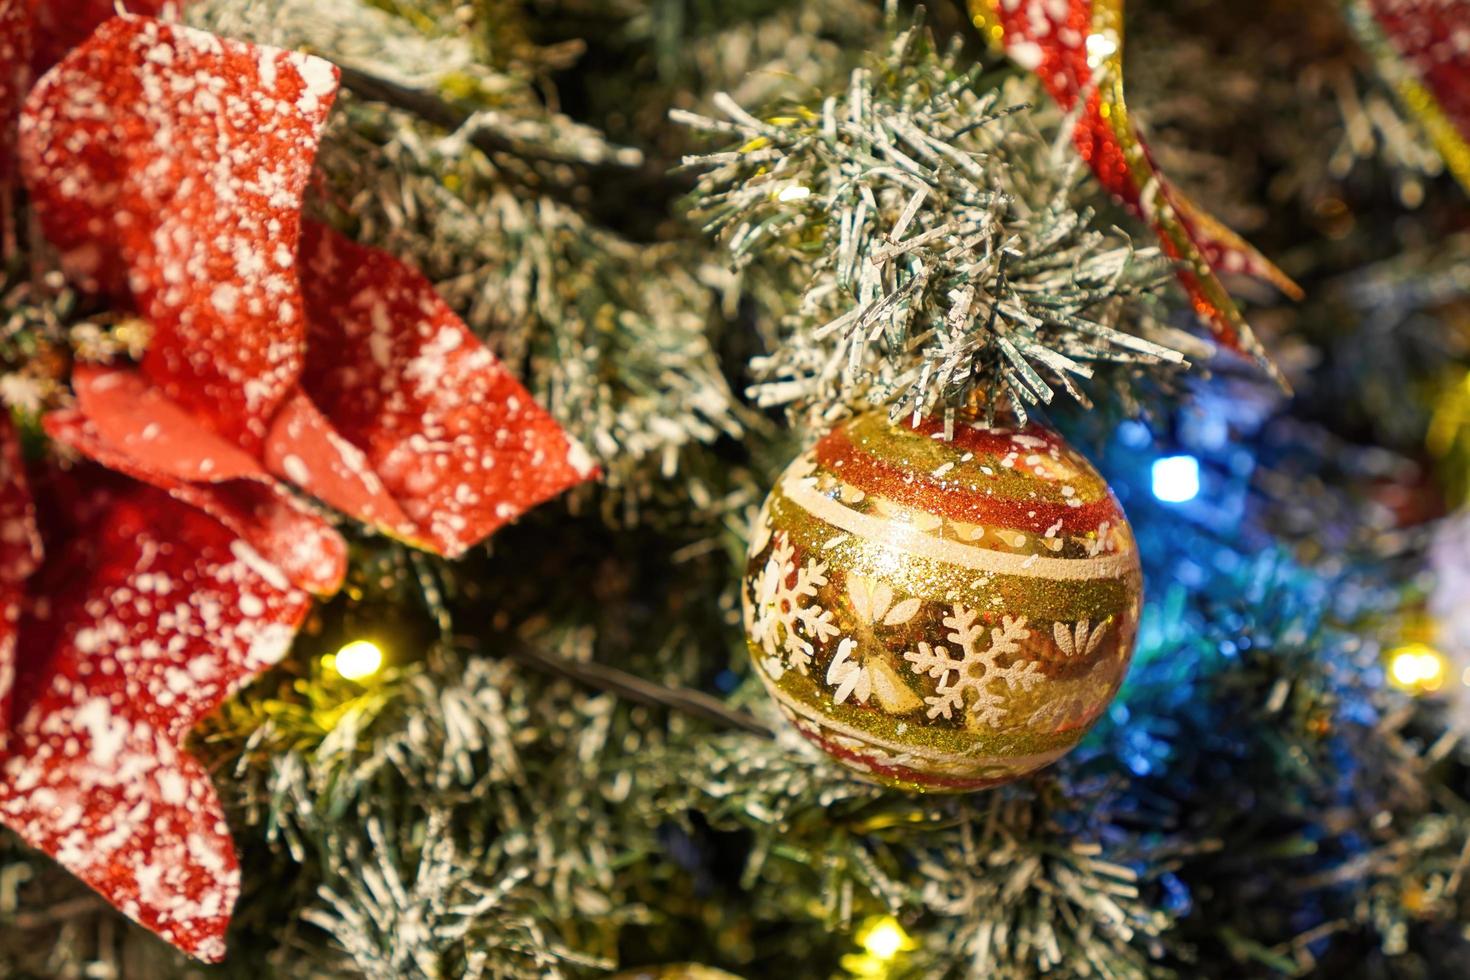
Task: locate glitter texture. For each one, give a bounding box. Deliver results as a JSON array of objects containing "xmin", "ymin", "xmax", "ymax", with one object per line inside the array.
[
  {"xmin": 0, "ymin": 416, "xmax": 312, "ymax": 961},
  {"xmin": 742, "ymin": 412, "xmax": 1142, "ymax": 792},
  {"xmin": 0, "ymin": 15, "xmax": 600, "ymax": 961}
]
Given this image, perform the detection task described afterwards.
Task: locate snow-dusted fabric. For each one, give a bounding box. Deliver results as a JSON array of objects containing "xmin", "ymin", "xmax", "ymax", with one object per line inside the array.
[
  {"xmin": 22, "ymin": 17, "xmax": 596, "ymax": 570},
  {"xmin": 0, "ymin": 444, "xmax": 310, "ymax": 961},
  {"xmin": 29, "ymin": 0, "xmax": 182, "ymax": 74},
  {"xmin": 3, "ymin": 0, "xmax": 191, "ymax": 220},
  {"xmin": 48, "ymin": 379, "xmax": 348, "ymax": 596},
  {"xmin": 2, "ymin": 13, "xmax": 597, "ymax": 961},
  {"xmin": 21, "ymin": 15, "xmax": 337, "ymax": 448},
  {"xmin": 296, "ymin": 222, "xmax": 599, "ymax": 555}
]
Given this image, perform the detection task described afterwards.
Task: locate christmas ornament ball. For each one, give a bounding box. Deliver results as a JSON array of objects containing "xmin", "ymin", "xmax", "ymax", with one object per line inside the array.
[{"xmin": 741, "ymin": 411, "xmax": 1142, "ymax": 792}]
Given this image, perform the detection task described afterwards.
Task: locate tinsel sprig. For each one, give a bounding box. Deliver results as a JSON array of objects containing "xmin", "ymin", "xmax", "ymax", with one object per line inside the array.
[{"xmin": 677, "ymin": 7, "xmax": 1199, "ymax": 428}]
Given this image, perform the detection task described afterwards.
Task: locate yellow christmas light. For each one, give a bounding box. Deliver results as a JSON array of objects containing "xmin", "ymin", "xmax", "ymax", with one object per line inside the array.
[
  {"xmin": 841, "ymin": 915, "xmax": 917, "ymax": 977},
  {"xmin": 1386, "ymin": 642, "xmax": 1448, "ymax": 694},
  {"xmin": 329, "ymin": 639, "xmax": 385, "ymax": 682},
  {"xmin": 859, "ymin": 917, "xmax": 912, "ymax": 960}
]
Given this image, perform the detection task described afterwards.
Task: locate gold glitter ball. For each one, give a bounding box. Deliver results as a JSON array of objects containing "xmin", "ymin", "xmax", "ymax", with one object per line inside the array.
[{"xmin": 741, "ymin": 411, "xmax": 1143, "ymax": 792}]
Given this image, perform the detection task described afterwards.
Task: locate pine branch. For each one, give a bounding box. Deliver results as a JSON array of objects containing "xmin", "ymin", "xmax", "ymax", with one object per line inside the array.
[
  {"xmin": 486, "ymin": 633, "xmax": 774, "ymax": 738},
  {"xmin": 336, "ymin": 64, "xmax": 645, "ymax": 170},
  {"xmin": 678, "ymin": 7, "xmax": 1199, "ymax": 428}
]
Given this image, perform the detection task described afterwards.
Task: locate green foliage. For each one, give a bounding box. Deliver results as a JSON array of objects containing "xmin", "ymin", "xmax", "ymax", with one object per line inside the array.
[
  {"xmin": 2, "ymin": 1, "xmax": 1470, "ymax": 979},
  {"xmin": 679, "ymin": 9, "xmax": 1196, "ymax": 428}
]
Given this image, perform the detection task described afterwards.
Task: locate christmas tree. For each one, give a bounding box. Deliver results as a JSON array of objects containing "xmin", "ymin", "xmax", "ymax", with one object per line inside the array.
[{"xmin": 2, "ymin": 0, "xmax": 1470, "ymax": 977}]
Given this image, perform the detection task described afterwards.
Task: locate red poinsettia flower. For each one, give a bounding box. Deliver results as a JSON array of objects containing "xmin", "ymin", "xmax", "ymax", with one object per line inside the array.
[
  {"xmin": 2, "ymin": 1, "xmax": 183, "ymax": 190},
  {"xmin": 0, "ymin": 421, "xmax": 313, "ymax": 961},
  {"xmin": 23, "ymin": 15, "xmax": 596, "ymax": 575},
  {"xmin": 0, "ymin": 13, "xmax": 595, "ymax": 960}
]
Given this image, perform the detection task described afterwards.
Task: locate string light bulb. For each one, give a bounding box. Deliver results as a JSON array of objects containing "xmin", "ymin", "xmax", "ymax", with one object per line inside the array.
[
  {"xmin": 329, "ymin": 639, "xmax": 385, "ymax": 682},
  {"xmin": 859, "ymin": 917, "xmax": 912, "ymax": 960},
  {"xmin": 1386, "ymin": 642, "xmax": 1448, "ymax": 694},
  {"xmin": 841, "ymin": 915, "xmax": 917, "ymax": 976},
  {"xmin": 1151, "ymin": 454, "xmax": 1201, "ymax": 503}
]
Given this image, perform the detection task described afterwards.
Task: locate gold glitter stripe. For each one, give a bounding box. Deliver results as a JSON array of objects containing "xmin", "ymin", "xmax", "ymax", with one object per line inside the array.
[
  {"xmin": 812, "ymin": 462, "xmax": 1129, "ymax": 560},
  {"xmin": 763, "ymin": 678, "xmax": 1069, "ymax": 769},
  {"xmin": 781, "ymin": 472, "xmax": 1136, "ymax": 582},
  {"xmin": 773, "ymin": 499, "xmax": 1138, "ymax": 623},
  {"xmin": 1397, "ymin": 75, "xmax": 1470, "ymax": 193}
]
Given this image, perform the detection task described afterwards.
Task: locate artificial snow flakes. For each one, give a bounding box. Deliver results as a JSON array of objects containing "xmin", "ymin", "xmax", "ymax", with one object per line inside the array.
[
  {"xmin": 295, "ymin": 222, "xmax": 599, "ymax": 556},
  {"xmin": 0, "ymin": 11, "xmax": 597, "ymax": 962},
  {"xmin": 20, "ymin": 14, "xmax": 338, "ymax": 448},
  {"xmin": 2, "ymin": 1, "xmax": 183, "ymax": 194},
  {"xmin": 29, "ymin": 1, "xmax": 184, "ymax": 75},
  {"xmin": 19, "ymin": 14, "xmax": 594, "ymax": 572},
  {"xmin": 0, "ymin": 416, "xmax": 312, "ymax": 961}
]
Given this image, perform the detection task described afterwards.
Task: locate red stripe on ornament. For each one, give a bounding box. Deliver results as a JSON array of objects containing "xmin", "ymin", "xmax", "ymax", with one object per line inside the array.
[
  {"xmin": 883, "ymin": 415, "xmax": 1074, "ymax": 457},
  {"xmin": 798, "ymin": 726, "xmax": 1019, "ymax": 792},
  {"xmin": 815, "ymin": 427, "xmax": 1122, "ymax": 536}
]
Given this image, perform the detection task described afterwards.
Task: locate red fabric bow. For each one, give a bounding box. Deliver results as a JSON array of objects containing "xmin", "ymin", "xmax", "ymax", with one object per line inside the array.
[
  {"xmin": 969, "ymin": 0, "xmax": 1302, "ymax": 381},
  {"xmin": 0, "ymin": 426, "xmax": 311, "ymax": 961},
  {"xmin": 1350, "ymin": 0, "xmax": 1470, "ymax": 193},
  {"xmin": 0, "ymin": 13, "xmax": 594, "ymax": 960},
  {"xmin": 2, "ymin": 1, "xmax": 179, "ymax": 189}
]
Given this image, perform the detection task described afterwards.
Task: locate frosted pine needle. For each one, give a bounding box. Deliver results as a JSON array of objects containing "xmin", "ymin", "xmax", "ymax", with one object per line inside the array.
[{"xmin": 677, "ymin": 11, "xmax": 1196, "ymax": 428}]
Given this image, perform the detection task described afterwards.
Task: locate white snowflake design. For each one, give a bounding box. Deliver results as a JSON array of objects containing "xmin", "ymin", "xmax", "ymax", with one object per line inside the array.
[
  {"xmin": 826, "ymin": 638, "xmax": 869, "ymax": 704},
  {"xmin": 903, "ymin": 607, "xmax": 1040, "ymax": 726},
  {"xmin": 746, "ymin": 532, "xmax": 840, "ymax": 677},
  {"xmin": 1053, "ymin": 618, "xmax": 1110, "ymax": 658},
  {"xmin": 1028, "ymin": 655, "xmax": 1126, "ymax": 730},
  {"xmin": 825, "ymin": 576, "xmax": 923, "ymax": 710}
]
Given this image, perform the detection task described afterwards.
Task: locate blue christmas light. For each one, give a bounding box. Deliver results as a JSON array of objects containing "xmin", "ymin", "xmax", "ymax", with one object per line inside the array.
[
  {"xmin": 1151, "ymin": 455, "xmax": 1201, "ymax": 503},
  {"xmin": 1117, "ymin": 419, "xmax": 1152, "ymax": 448}
]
